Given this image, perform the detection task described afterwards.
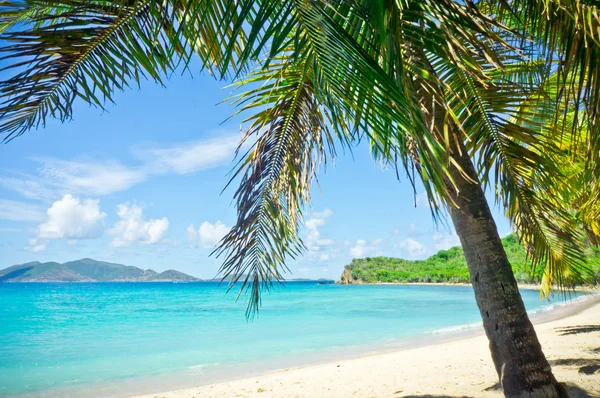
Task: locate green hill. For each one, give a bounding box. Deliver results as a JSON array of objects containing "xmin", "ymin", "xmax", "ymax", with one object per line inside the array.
[
  {"xmin": 338, "ymin": 234, "xmax": 600, "ymax": 285},
  {"xmin": 0, "ymin": 258, "xmax": 199, "ymax": 282}
]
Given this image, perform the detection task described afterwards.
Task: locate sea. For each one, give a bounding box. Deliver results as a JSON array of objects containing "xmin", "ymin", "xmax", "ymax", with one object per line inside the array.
[{"xmin": 0, "ymin": 282, "xmax": 588, "ymax": 397}]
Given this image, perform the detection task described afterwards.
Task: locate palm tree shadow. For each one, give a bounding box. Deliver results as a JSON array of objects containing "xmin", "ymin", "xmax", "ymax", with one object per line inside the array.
[
  {"xmin": 410, "ymin": 323, "xmax": 600, "ymax": 398},
  {"xmin": 483, "ymin": 382, "xmax": 501, "ymax": 391},
  {"xmin": 400, "ymin": 396, "xmax": 472, "ymax": 398},
  {"xmin": 549, "ymin": 357, "xmax": 600, "ymax": 375},
  {"xmin": 568, "ymin": 385, "xmax": 598, "ymax": 398},
  {"xmin": 483, "ymin": 382, "xmax": 598, "ymax": 397},
  {"xmin": 555, "ymin": 325, "xmax": 600, "ymax": 336}
]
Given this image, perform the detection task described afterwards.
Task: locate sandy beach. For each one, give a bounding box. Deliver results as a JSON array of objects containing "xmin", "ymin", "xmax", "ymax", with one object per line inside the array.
[{"xmin": 133, "ymin": 295, "xmax": 600, "ymax": 398}]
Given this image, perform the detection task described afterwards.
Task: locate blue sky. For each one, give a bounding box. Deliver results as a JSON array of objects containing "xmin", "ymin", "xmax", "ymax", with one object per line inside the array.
[{"xmin": 0, "ymin": 66, "xmax": 513, "ymax": 279}]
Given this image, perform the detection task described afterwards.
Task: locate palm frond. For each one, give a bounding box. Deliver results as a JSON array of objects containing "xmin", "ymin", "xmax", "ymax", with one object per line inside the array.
[
  {"xmin": 449, "ymin": 55, "xmax": 591, "ymax": 294},
  {"xmin": 485, "ymin": 0, "xmax": 600, "ymax": 173},
  {"xmin": 0, "ymin": 0, "xmax": 186, "ymax": 141},
  {"xmin": 0, "ymin": 1, "xmax": 58, "ymax": 34},
  {"xmin": 214, "ymin": 48, "xmax": 338, "ymax": 317},
  {"xmin": 0, "ymin": 0, "xmax": 254, "ymax": 141}
]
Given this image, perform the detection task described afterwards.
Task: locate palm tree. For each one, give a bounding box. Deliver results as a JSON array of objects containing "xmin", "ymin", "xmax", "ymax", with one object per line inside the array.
[{"xmin": 1, "ymin": 1, "xmax": 599, "ymax": 396}]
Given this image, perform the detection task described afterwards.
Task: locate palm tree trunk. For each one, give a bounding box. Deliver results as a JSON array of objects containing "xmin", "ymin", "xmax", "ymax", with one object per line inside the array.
[
  {"xmin": 444, "ymin": 137, "xmax": 569, "ymax": 398},
  {"xmin": 410, "ymin": 44, "xmax": 569, "ymax": 396}
]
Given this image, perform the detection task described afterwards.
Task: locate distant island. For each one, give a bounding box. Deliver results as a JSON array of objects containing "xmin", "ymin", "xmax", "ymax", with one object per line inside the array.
[
  {"xmin": 338, "ymin": 233, "xmax": 600, "ymax": 285},
  {"xmin": 0, "ymin": 258, "xmax": 335, "ymax": 283},
  {"xmin": 0, "ymin": 258, "xmax": 200, "ymax": 282}
]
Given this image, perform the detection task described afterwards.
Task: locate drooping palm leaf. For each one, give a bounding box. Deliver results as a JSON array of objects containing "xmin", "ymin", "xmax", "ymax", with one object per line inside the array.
[
  {"xmin": 458, "ymin": 67, "xmax": 589, "ymax": 294},
  {"xmin": 0, "ymin": 0, "xmax": 252, "ymax": 141},
  {"xmin": 483, "ymin": 0, "xmax": 600, "ymax": 168},
  {"xmin": 214, "ymin": 47, "xmax": 342, "ymax": 316},
  {"xmin": 0, "ymin": 1, "xmax": 174, "ymax": 140},
  {"xmin": 346, "ymin": 1, "xmax": 594, "ymax": 293}
]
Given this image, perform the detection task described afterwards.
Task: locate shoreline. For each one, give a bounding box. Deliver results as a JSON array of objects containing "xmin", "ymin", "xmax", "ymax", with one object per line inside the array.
[
  {"xmin": 17, "ymin": 287, "xmax": 598, "ymax": 398},
  {"xmin": 127, "ymin": 294, "xmax": 600, "ymax": 398},
  {"xmin": 345, "ymin": 281, "xmax": 599, "ymax": 291}
]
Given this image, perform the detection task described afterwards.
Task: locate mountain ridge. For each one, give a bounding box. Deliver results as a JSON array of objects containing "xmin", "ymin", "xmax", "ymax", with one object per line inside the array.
[
  {"xmin": 0, "ymin": 258, "xmax": 199, "ymax": 282},
  {"xmin": 0, "ymin": 259, "xmax": 336, "ymax": 283}
]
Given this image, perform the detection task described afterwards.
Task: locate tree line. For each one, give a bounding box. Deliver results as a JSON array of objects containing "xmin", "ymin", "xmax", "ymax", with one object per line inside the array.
[{"xmin": 344, "ymin": 234, "xmax": 600, "ymax": 285}]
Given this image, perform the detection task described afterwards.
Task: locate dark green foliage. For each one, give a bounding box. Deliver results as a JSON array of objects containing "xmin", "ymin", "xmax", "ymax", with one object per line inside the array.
[{"xmin": 344, "ymin": 234, "xmax": 600, "ymax": 284}]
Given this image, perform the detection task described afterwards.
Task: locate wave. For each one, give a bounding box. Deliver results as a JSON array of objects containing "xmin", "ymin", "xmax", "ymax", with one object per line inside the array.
[
  {"xmin": 426, "ymin": 294, "xmax": 591, "ymax": 335},
  {"xmin": 528, "ymin": 294, "xmax": 590, "ymax": 315},
  {"xmin": 187, "ymin": 362, "xmax": 221, "ymax": 371},
  {"xmin": 426, "ymin": 322, "xmax": 482, "ymax": 335}
]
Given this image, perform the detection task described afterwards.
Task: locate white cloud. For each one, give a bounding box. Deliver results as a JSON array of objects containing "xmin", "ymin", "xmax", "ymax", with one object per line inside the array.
[
  {"xmin": 398, "ymin": 237, "xmax": 426, "ymax": 258},
  {"xmin": 37, "ymin": 194, "xmax": 106, "ymax": 240},
  {"xmin": 0, "ymin": 199, "xmax": 44, "ymax": 222},
  {"xmin": 305, "ymin": 208, "xmax": 335, "ymax": 252},
  {"xmin": 1, "ymin": 135, "xmax": 241, "ymax": 202},
  {"xmin": 187, "ymin": 220, "xmax": 230, "ymax": 248},
  {"xmin": 25, "ymin": 238, "xmax": 47, "ymax": 253},
  {"xmin": 433, "ymin": 231, "xmax": 461, "ymax": 251},
  {"xmin": 0, "ymin": 175, "xmax": 57, "ymax": 202},
  {"xmin": 142, "ymin": 136, "xmax": 239, "ymax": 174},
  {"xmin": 37, "ymin": 158, "xmax": 147, "ymax": 197},
  {"xmin": 110, "ymin": 203, "xmax": 169, "ymax": 247},
  {"xmin": 350, "ymin": 239, "xmax": 382, "ymax": 258},
  {"xmin": 408, "ymin": 222, "xmax": 429, "ymax": 237},
  {"xmin": 319, "ymin": 253, "xmax": 330, "ymax": 261},
  {"xmin": 0, "ymin": 227, "xmax": 22, "ymax": 233}
]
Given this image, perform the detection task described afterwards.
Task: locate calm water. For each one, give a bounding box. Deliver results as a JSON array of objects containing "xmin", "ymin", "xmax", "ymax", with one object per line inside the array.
[{"xmin": 0, "ymin": 282, "xmax": 585, "ymax": 397}]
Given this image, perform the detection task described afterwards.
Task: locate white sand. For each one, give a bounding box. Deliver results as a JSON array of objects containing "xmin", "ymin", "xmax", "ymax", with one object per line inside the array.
[{"xmin": 134, "ymin": 297, "xmax": 600, "ymax": 398}]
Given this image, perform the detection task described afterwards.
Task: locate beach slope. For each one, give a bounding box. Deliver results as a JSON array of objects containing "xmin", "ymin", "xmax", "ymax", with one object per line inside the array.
[{"xmin": 134, "ymin": 299, "xmax": 600, "ymax": 398}]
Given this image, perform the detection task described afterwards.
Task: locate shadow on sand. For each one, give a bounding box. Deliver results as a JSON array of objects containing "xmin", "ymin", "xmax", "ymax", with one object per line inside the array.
[
  {"xmin": 481, "ymin": 383, "xmax": 597, "ymax": 398},
  {"xmin": 568, "ymin": 385, "xmax": 599, "ymax": 398},
  {"xmin": 402, "ymin": 324, "xmax": 598, "ymax": 398},
  {"xmin": 555, "ymin": 325, "xmax": 600, "ymax": 336},
  {"xmin": 400, "ymin": 396, "xmax": 472, "ymax": 398},
  {"xmin": 549, "ymin": 358, "xmax": 600, "ymax": 375}
]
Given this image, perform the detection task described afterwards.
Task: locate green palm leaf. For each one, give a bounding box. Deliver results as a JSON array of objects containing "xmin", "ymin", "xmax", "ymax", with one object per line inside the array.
[
  {"xmin": 0, "ymin": 0, "xmax": 252, "ymax": 141},
  {"xmin": 214, "ymin": 47, "xmax": 341, "ymax": 316},
  {"xmin": 0, "ymin": 0, "xmax": 181, "ymax": 140}
]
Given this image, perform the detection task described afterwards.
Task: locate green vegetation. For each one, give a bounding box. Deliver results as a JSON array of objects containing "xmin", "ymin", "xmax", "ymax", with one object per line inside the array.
[{"xmin": 342, "ymin": 234, "xmax": 600, "ymax": 285}]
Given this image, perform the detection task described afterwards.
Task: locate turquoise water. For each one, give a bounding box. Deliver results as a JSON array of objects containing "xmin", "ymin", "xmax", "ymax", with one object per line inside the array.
[{"xmin": 0, "ymin": 282, "xmax": 584, "ymax": 397}]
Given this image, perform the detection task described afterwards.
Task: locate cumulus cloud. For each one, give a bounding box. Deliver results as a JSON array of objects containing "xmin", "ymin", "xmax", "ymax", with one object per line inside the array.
[
  {"xmin": 350, "ymin": 239, "xmax": 382, "ymax": 258},
  {"xmin": 305, "ymin": 208, "xmax": 335, "ymax": 252},
  {"xmin": 187, "ymin": 221, "xmax": 230, "ymax": 248},
  {"xmin": 0, "ymin": 199, "xmax": 44, "ymax": 222},
  {"xmin": 319, "ymin": 253, "xmax": 330, "ymax": 261},
  {"xmin": 25, "ymin": 238, "xmax": 47, "ymax": 253},
  {"xmin": 110, "ymin": 203, "xmax": 169, "ymax": 247},
  {"xmin": 433, "ymin": 231, "xmax": 461, "ymax": 251},
  {"xmin": 397, "ymin": 237, "xmax": 426, "ymax": 258},
  {"xmin": 37, "ymin": 194, "xmax": 106, "ymax": 240}
]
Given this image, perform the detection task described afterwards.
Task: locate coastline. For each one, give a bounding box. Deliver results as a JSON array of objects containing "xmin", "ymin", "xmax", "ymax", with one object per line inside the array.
[
  {"xmin": 129, "ymin": 293, "xmax": 600, "ymax": 398},
  {"xmin": 347, "ymin": 281, "xmax": 599, "ymax": 292}
]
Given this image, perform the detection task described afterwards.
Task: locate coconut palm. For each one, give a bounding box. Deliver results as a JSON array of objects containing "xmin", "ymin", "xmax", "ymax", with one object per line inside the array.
[{"xmin": 1, "ymin": 1, "xmax": 599, "ymax": 397}]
